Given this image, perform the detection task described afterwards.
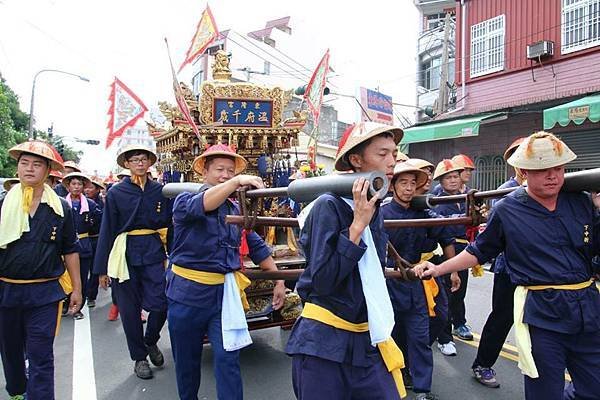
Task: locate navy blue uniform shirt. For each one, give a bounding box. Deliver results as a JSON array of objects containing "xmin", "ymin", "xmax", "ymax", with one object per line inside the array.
[
  {"xmin": 490, "ymin": 177, "xmax": 520, "ymax": 274},
  {"xmin": 93, "ymin": 177, "xmax": 172, "ymax": 275},
  {"xmin": 286, "ymin": 194, "xmax": 388, "ymax": 367},
  {"xmin": 167, "ymin": 189, "xmax": 271, "ymax": 307},
  {"xmin": 383, "ymin": 200, "xmax": 454, "ymax": 312},
  {"xmin": 0, "ymin": 198, "xmax": 80, "ymax": 307},
  {"xmin": 466, "ymin": 187, "xmax": 600, "ymax": 334},
  {"xmin": 435, "ymin": 191, "xmax": 468, "ymax": 253},
  {"xmin": 71, "ymin": 198, "xmax": 101, "ymax": 259}
]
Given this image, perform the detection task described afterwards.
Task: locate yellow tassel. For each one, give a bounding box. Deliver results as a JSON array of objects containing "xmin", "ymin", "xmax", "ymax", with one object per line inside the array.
[
  {"xmin": 22, "ymin": 186, "xmax": 33, "ymax": 213},
  {"xmin": 472, "ymin": 264, "xmax": 485, "ymax": 277}
]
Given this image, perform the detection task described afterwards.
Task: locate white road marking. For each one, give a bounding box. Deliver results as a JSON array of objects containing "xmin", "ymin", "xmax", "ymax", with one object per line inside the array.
[{"xmin": 72, "ymin": 308, "xmax": 98, "ymax": 400}]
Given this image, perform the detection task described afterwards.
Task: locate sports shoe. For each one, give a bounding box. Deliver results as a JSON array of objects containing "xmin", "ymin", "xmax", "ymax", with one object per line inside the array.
[
  {"xmin": 73, "ymin": 311, "xmax": 84, "ymax": 320},
  {"xmin": 414, "ymin": 393, "xmax": 439, "ymax": 400},
  {"xmin": 437, "ymin": 341, "xmax": 457, "ymax": 356},
  {"xmin": 452, "ymin": 324, "xmax": 474, "ymax": 340},
  {"xmin": 134, "ymin": 360, "xmax": 153, "ymax": 379},
  {"xmin": 9, "ymin": 395, "xmax": 25, "ymax": 400},
  {"xmin": 107, "ymin": 304, "xmax": 119, "ymax": 321},
  {"xmin": 87, "ymin": 299, "xmax": 96, "ymax": 308},
  {"xmin": 473, "ymin": 366, "xmax": 500, "ymax": 388},
  {"xmin": 402, "ymin": 368, "xmax": 413, "ymax": 390},
  {"xmin": 147, "ymin": 344, "xmax": 164, "ymax": 367}
]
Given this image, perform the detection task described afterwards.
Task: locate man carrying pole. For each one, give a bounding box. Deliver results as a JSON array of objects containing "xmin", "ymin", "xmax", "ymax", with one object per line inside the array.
[
  {"xmin": 415, "ymin": 132, "xmax": 600, "ymax": 400},
  {"xmin": 286, "ymin": 122, "xmax": 407, "ymax": 400}
]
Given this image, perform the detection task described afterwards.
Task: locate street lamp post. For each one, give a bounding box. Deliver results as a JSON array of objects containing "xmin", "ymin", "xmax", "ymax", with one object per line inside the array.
[{"xmin": 28, "ymin": 69, "xmax": 90, "ymax": 139}]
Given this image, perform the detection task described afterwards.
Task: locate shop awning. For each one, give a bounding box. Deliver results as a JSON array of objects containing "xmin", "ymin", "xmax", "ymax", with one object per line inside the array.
[
  {"xmin": 543, "ymin": 94, "xmax": 600, "ymax": 129},
  {"xmin": 401, "ymin": 113, "xmax": 506, "ymax": 144}
]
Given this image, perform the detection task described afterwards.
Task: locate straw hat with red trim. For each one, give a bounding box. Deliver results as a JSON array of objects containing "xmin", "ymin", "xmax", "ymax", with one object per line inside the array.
[
  {"xmin": 451, "ymin": 154, "xmax": 475, "ymax": 170},
  {"xmin": 3, "ymin": 178, "xmax": 20, "ymax": 191},
  {"xmin": 62, "ymin": 172, "xmax": 91, "ymax": 188},
  {"xmin": 503, "ymin": 137, "xmax": 526, "ymax": 161},
  {"xmin": 63, "ymin": 161, "xmax": 82, "ymax": 172},
  {"xmin": 396, "ymin": 151, "xmax": 408, "ymax": 162},
  {"xmin": 8, "ymin": 140, "xmax": 64, "ymax": 171},
  {"xmin": 391, "ymin": 162, "xmax": 428, "ymax": 188},
  {"xmin": 116, "ymin": 169, "xmax": 131, "ymax": 179},
  {"xmin": 334, "ymin": 122, "xmax": 403, "ymax": 171},
  {"xmin": 90, "ymin": 178, "xmax": 106, "ymax": 190},
  {"xmin": 116, "ymin": 144, "xmax": 157, "ymax": 168},
  {"xmin": 406, "ymin": 158, "xmax": 434, "ymax": 172},
  {"xmin": 192, "ymin": 144, "xmax": 247, "ymax": 175},
  {"xmin": 433, "ymin": 159, "xmax": 464, "ymax": 180},
  {"xmin": 507, "ymin": 131, "xmax": 576, "ymax": 170},
  {"xmin": 49, "ymin": 170, "xmax": 63, "ymax": 179}
]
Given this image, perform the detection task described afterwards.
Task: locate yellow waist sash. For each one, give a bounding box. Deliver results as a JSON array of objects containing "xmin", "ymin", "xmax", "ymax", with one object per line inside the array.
[
  {"xmin": 419, "ymin": 252, "xmax": 439, "ymax": 317},
  {"xmin": 78, "ymin": 233, "xmax": 89, "ymax": 239},
  {"xmin": 1, "ymin": 272, "xmax": 73, "ymax": 336},
  {"xmin": 171, "ymin": 264, "xmax": 251, "ymax": 311},
  {"xmin": 454, "ymin": 238, "xmax": 484, "ymax": 277},
  {"xmin": 301, "ymin": 302, "xmax": 406, "ymax": 398},
  {"xmin": 514, "ymin": 280, "xmax": 597, "ymax": 378},
  {"xmin": 107, "ymin": 228, "xmax": 168, "ymax": 282}
]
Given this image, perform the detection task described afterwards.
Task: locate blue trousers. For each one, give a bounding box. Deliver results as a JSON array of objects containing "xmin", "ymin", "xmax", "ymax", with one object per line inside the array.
[
  {"xmin": 429, "ymin": 276, "xmax": 449, "ymax": 345},
  {"xmin": 79, "ymin": 257, "xmax": 92, "ymax": 305},
  {"xmin": 168, "ymin": 299, "xmax": 243, "ymax": 400},
  {"xmin": 292, "ymin": 354, "xmax": 401, "ymax": 400},
  {"xmin": 113, "ymin": 262, "xmax": 167, "ymax": 361},
  {"xmin": 525, "ymin": 326, "xmax": 600, "ymax": 400},
  {"xmin": 392, "ymin": 308, "xmax": 433, "ymax": 393},
  {"xmin": 0, "ymin": 302, "xmax": 59, "ymax": 400}
]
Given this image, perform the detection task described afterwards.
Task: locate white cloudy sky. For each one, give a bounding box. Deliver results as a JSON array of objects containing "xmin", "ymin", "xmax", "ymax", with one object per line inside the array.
[{"xmin": 0, "ymin": 0, "xmax": 420, "ymax": 174}]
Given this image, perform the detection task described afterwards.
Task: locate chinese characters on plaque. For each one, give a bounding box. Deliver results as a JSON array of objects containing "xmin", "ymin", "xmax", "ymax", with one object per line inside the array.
[{"xmin": 214, "ymin": 99, "xmax": 273, "ymax": 127}]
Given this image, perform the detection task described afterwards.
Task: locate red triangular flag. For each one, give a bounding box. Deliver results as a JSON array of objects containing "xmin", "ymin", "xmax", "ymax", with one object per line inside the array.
[
  {"xmin": 105, "ymin": 77, "xmax": 147, "ymax": 149},
  {"xmin": 304, "ymin": 49, "xmax": 330, "ymax": 125},
  {"xmin": 179, "ymin": 5, "xmax": 219, "ymax": 72}
]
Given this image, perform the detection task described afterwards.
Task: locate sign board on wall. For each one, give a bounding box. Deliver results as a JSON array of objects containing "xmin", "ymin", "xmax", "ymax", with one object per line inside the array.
[{"xmin": 359, "ymin": 87, "xmax": 393, "ymax": 125}]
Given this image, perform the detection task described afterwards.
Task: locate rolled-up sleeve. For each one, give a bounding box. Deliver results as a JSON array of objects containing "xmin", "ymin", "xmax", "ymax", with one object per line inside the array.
[
  {"xmin": 173, "ymin": 192, "xmax": 207, "ymax": 223},
  {"xmin": 466, "ymin": 207, "xmax": 504, "ymax": 264},
  {"xmin": 247, "ymin": 231, "xmax": 272, "ymax": 265}
]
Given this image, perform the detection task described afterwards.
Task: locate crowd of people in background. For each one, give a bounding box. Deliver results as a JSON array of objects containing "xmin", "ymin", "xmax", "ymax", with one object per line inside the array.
[{"xmin": 0, "ymin": 123, "xmax": 598, "ymax": 400}]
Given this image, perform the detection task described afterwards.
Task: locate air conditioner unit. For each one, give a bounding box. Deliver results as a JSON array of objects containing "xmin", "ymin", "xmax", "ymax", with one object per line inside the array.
[{"xmin": 527, "ymin": 40, "xmax": 554, "ymax": 60}]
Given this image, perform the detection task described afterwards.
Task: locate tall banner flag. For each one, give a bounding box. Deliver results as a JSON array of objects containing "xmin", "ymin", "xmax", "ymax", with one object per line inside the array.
[
  {"xmin": 105, "ymin": 77, "xmax": 147, "ymax": 149},
  {"xmin": 179, "ymin": 5, "xmax": 219, "ymax": 72},
  {"xmin": 304, "ymin": 49, "xmax": 330, "ymax": 125},
  {"xmin": 165, "ymin": 38, "xmax": 202, "ymax": 142}
]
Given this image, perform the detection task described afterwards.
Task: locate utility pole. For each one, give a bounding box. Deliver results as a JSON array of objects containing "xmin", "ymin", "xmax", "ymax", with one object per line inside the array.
[{"xmin": 435, "ymin": 12, "xmax": 452, "ymax": 115}]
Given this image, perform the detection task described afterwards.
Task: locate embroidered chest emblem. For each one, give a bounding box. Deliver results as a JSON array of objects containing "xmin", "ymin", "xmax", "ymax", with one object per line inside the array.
[
  {"xmin": 50, "ymin": 226, "xmax": 58, "ymax": 241},
  {"xmin": 156, "ymin": 201, "xmax": 162, "ymax": 213},
  {"xmin": 583, "ymin": 225, "xmax": 590, "ymax": 244},
  {"xmin": 84, "ymin": 214, "xmax": 89, "ymax": 223}
]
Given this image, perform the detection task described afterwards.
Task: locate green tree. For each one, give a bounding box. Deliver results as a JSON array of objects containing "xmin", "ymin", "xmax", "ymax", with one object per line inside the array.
[
  {"xmin": 0, "ymin": 77, "xmax": 82, "ymax": 176},
  {"xmin": 0, "ymin": 78, "xmax": 27, "ymax": 177}
]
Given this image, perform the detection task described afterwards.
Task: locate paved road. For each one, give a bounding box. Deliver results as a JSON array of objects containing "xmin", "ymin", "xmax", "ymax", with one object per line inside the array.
[{"xmin": 0, "ymin": 270, "xmax": 532, "ymax": 399}]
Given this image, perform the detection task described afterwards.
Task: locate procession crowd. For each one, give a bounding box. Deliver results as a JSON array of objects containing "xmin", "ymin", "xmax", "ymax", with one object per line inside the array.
[{"xmin": 0, "ymin": 122, "xmax": 598, "ymax": 400}]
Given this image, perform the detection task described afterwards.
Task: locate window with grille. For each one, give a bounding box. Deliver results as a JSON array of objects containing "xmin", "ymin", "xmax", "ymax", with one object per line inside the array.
[
  {"xmin": 470, "ymin": 15, "xmax": 505, "ymax": 78},
  {"xmin": 562, "ymin": 0, "xmax": 600, "ymax": 54}
]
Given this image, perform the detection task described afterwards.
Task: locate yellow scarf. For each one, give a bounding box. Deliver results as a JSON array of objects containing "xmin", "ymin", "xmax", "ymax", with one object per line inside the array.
[{"xmin": 0, "ymin": 183, "xmax": 64, "ymax": 249}]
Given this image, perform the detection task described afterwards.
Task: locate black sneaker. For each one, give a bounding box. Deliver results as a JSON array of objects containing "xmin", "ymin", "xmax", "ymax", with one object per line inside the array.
[
  {"xmin": 402, "ymin": 368, "xmax": 414, "ymax": 390},
  {"xmin": 147, "ymin": 344, "xmax": 164, "ymax": 367},
  {"xmin": 134, "ymin": 360, "xmax": 153, "ymax": 379},
  {"xmin": 73, "ymin": 311, "xmax": 84, "ymax": 320},
  {"xmin": 473, "ymin": 366, "xmax": 500, "ymax": 388},
  {"xmin": 87, "ymin": 300, "xmax": 96, "ymax": 308}
]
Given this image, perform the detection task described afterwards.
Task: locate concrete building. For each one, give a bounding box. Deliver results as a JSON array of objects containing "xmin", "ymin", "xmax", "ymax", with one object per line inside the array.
[
  {"xmin": 414, "ymin": 0, "xmax": 457, "ymax": 122},
  {"xmin": 117, "ymin": 119, "xmax": 155, "ymax": 153},
  {"xmin": 404, "ymin": 0, "xmax": 600, "ymax": 191}
]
